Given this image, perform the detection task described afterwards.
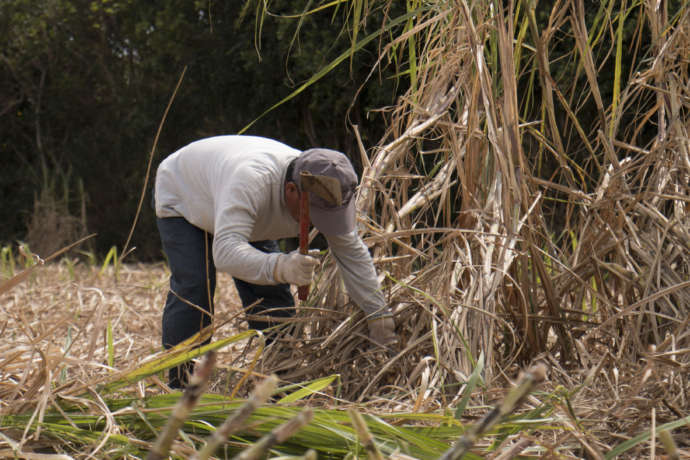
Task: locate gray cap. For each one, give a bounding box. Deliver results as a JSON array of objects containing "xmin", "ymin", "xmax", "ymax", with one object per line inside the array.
[{"xmin": 292, "ymin": 148, "xmax": 358, "ymax": 235}]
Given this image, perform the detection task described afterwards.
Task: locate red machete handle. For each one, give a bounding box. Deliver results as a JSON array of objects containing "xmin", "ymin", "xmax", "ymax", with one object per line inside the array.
[{"xmin": 298, "ymin": 191, "xmax": 310, "ymax": 301}]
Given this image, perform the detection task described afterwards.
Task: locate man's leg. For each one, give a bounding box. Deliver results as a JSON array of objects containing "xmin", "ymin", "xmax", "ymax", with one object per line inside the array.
[
  {"xmin": 233, "ymin": 240, "xmax": 295, "ymax": 342},
  {"xmin": 157, "ymin": 217, "xmax": 216, "ymax": 388}
]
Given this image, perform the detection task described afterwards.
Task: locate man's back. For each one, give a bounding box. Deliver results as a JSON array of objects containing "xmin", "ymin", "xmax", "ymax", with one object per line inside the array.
[{"xmin": 155, "ymin": 135, "xmax": 301, "ymax": 239}]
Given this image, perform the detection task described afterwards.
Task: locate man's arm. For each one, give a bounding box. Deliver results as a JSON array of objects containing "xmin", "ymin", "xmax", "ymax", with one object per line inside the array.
[
  {"xmin": 326, "ymin": 231, "xmax": 397, "ymax": 346},
  {"xmin": 212, "ymin": 179, "xmax": 282, "ymax": 285},
  {"xmin": 213, "ymin": 232, "xmax": 282, "ymax": 285},
  {"xmin": 325, "ymin": 231, "xmax": 391, "ymax": 318},
  {"xmin": 212, "ymin": 177, "xmax": 317, "ymax": 286}
]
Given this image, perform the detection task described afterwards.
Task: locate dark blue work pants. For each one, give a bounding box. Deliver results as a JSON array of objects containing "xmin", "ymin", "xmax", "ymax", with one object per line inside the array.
[{"xmin": 156, "ymin": 216, "xmax": 294, "ymax": 388}]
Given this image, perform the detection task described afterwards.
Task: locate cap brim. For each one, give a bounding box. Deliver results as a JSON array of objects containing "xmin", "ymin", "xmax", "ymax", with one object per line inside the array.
[{"xmin": 310, "ymin": 199, "xmax": 356, "ymax": 235}]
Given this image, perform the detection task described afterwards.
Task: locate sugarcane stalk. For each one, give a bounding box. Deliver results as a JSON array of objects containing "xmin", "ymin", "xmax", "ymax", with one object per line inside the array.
[
  {"xmin": 349, "ymin": 408, "xmax": 384, "ymax": 460},
  {"xmin": 192, "ymin": 375, "xmax": 279, "ymax": 460},
  {"xmin": 658, "ymin": 429, "xmax": 679, "ymax": 460},
  {"xmin": 301, "ymin": 449, "xmax": 317, "ymax": 460},
  {"xmin": 439, "ymin": 363, "xmax": 547, "ymax": 460},
  {"xmin": 147, "ymin": 351, "xmax": 216, "ymax": 460},
  {"xmin": 231, "ymin": 409, "xmax": 314, "ymax": 460}
]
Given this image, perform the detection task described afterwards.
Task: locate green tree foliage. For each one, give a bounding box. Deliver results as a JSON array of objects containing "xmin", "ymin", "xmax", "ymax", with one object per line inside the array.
[{"xmin": 0, "ymin": 0, "xmax": 402, "ymax": 258}]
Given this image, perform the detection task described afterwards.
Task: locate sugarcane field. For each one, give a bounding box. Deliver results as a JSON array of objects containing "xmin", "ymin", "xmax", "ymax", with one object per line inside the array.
[{"xmin": 1, "ymin": 1, "xmax": 689, "ymax": 459}]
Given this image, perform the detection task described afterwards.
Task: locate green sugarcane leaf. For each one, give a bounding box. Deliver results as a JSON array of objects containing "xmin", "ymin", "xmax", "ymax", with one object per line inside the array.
[
  {"xmin": 277, "ymin": 375, "xmax": 338, "ymax": 404},
  {"xmin": 98, "ymin": 330, "xmax": 259, "ymax": 393},
  {"xmin": 606, "ymin": 415, "xmax": 690, "ymax": 459},
  {"xmin": 239, "ymin": 5, "xmax": 427, "ymax": 134},
  {"xmin": 455, "ymin": 351, "xmax": 484, "ymax": 419}
]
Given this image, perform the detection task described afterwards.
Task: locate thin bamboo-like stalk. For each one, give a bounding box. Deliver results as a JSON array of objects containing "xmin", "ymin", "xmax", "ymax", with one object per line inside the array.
[
  {"xmin": 439, "ymin": 364, "xmax": 547, "ymax": 460},
  {"xmin": 148, "ymin": 352, "xmax": 216, "ymax": 460},
  {"xmin": 192, "ymin": 375, "xmax": 278, "ymax": 460},
  {"xmin": 349, "ymin": 409, "xmax": 385, "ymax": 460},
  {"xmin": 231, "ymin": 409, "xmax": 314, "ymax": 460}
]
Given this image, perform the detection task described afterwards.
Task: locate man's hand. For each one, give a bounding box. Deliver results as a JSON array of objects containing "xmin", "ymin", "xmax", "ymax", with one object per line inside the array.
[
  {"xmin": 274, "ymin": 250, "xmax": 320, "ymax": 286},
  {"xmin": 367, "ymin": 316, "xmax": 398, "ymax": 347}
]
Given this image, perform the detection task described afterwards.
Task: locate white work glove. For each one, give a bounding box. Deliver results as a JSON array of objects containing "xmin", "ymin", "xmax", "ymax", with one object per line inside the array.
[
  {"xmin": 367, "ymin": 315, "xmax": 398, "ymax": 347},
  {"xmin": 273, "ymin": 250, "xmax": 320, "ymax": 286}
]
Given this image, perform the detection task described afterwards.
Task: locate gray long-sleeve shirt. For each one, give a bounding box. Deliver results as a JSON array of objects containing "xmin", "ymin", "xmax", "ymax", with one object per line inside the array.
[{"xmin": 155, "ymin": 135, "xmax": 386, "ymax": 317}]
